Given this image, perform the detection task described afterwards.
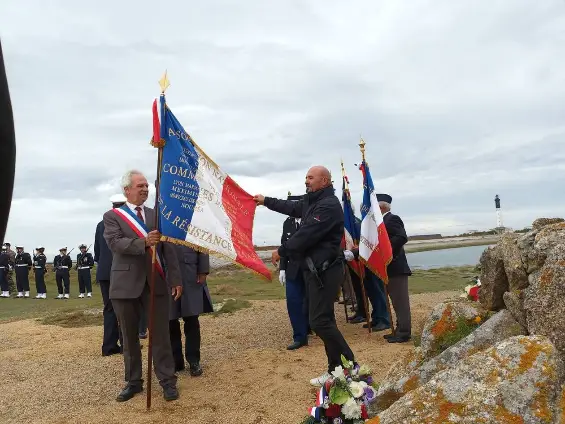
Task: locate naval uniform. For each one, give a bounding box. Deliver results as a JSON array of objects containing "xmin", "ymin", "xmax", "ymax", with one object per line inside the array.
[
  {"xmin": 33, "ymin": 252, "xmax": 47, "ymax": 295},
  {"xmin": 53, "ymin": 254, "xmax": 73, "ymax": 296},
  {"xmin": 0, "ymin": 252, "xmax": 10, "ymax": 294},
  {"xmin": 76, "ymin": 251, "xmax": 94, "ymax": 295},
  {"xmin": 14, "ymin": 251, "xmax": 32, "ymax": 294}
]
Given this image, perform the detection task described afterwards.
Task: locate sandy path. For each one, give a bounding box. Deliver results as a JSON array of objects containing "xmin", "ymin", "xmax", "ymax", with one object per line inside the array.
[{"xmin": 0, "ymin": 291, "xmax": 458, "ymax": 424}]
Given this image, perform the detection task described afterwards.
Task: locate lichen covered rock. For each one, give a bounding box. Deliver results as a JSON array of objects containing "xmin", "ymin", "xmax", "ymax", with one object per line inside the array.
[
  {"xmin": 479, "ymin": 245, "xmax": 509, "ymax": 311},
  {"xmin": 420, "ymin": 300, "xmax": 486, "ymax": 361},
  {"xmin": 503, "ymin": 290, "xmax": 527, "ymax": 330},
  {"xmin": 524, "ymin": 243, "xmax": 565, "ymax": 356},
  {"xmin": 499, "ymin": 233, "xmax": 528, "ymax": 290},
  {"xmin": 374, "ymin": 336, "xmax": 563, "ymax": 423},
  {"xmin": 532, "ymin": 217, "xmax": 565, "ymax": 231},
  {"xmin": 371, "ymin": 310, "xmax": 526, "ymax": 416},
  {"xmin": 519, "ymin": 222, "xmax": 565, "ymax": 274}
]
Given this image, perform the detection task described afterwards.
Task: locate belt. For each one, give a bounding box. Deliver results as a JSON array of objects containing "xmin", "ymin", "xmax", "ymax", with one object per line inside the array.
[
  {"xmin": 16, "ymin": 264, "xmax": 28, "ymax": 267},
  {"xmin": 34, "ymin": 266, "xmax": 43, "ymax": 269},
  {"xmin": 78, "ymin": 266, "xmax": 91, "ymax": 270},
  {"xmin": 58, "ymin": 266, "xmax": 68, "ymax": 269}
]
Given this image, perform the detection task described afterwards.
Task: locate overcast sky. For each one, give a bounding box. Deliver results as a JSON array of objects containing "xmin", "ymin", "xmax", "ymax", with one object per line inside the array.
[{"xmin": 1, "ymin": 1, "xmax": 565, "ymax": 258}]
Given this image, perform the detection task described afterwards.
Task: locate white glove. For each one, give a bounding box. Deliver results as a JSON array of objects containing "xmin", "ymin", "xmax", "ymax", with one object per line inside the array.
[
  {"xmin": 279, "ymin": 270, "xmax": 286, "ymax": 286},
  {"xmin": 344, "ymin": 250, "xmax": 354, "ymax": 261}
]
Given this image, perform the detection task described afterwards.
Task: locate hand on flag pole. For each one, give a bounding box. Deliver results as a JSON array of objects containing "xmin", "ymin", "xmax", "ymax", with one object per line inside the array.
[
  {"xmin": 144, "ymin": 230, "xmax": 161, "ymax": 247},
  {"xmin": 271, "ymin": 250, "xmax": 281, "ymax": 267},
  {"xmin": 253, "ymin": 194, "xmax": 265, "ymax": 205}
]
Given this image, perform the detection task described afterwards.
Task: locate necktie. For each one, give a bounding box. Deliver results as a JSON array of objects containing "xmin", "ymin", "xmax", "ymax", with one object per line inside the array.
[{"xmin": 135, "ymin": 206, "xmax": 144, "ymax": 223}]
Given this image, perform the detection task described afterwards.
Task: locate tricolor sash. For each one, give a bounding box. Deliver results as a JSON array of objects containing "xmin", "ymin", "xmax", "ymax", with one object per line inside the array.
[{"xmin": 113, "ymin": 205, "xmax": 166, "ymax": 281}]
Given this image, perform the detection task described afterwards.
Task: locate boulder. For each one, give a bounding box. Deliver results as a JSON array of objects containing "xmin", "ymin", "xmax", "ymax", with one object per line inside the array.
[
  {"xmin": 371, "ymin": 310, "xmax": 526, "ymax": 415},
  {"xmin": 372, "ymin": 335, "xmax": 564, "ymax": 424},
  {"xmin": 553, "ymin": 384, "xmax": 565, "ymax": 424},
  {"xmin": 419, "ymin": 300, "xmax": 486, "ymax": 361},
  {"xmin": 503, "ymin": 290, "xmax": 527, "ymax": 330},
  {"xmin": 519, "ymin": 222, "xmax": 565, "ymax": 274},
  {"xmin": 499, "ymin": 233, "xmax": 528, "ymax": 290},
  {"xmin": 478, "ymin": 245, "xmax": 509, "ymax": 311},
  {"xmin": 532, "ymin": 217, "xmax": 565, "ymax": 231},
  {"xmin": 524, "ymin": 243, "xmax": 565, "ymax": 356}
]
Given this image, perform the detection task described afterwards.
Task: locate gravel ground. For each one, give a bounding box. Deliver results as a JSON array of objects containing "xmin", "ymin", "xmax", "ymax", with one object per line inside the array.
[{"xmin": 0, "ymin": 291, "xmax": 459, "ymax": 424}]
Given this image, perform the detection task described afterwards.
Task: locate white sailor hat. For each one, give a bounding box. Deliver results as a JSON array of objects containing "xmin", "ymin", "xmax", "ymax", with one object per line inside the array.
[
  {"xmin": 15, "ymin": 245, "xmax": 24, "ymax": 249},
  {"xmin": 1, "ymin": 245, "xmax": 6, "ymax": 250},
  {"xmin": 110, "ymin": 193, "xmax": 127, "ymax": 204},
  {"xmin": 79, "ymin": 243, "xmax": 87, "ymax": 249},
  {"xmin": 59, "ymin": 247, "xmax": 67, "ymax": 251},
  {"xmin": 36, "ymin": 246, "xmax": 44, "ymax": 250}
]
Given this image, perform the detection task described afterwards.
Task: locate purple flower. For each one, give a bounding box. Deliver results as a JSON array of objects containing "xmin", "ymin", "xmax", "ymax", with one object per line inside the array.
[
  {"xmin": 364, "ymin": 386, "xmax": 377, "ymax": 402},
  {"xmin": 366, "ymin": 376, "xmax": 373, "ymax": 385},
  {"xmin": 332, "ymin": 418, "xmax": 343, "ymax": 424}
]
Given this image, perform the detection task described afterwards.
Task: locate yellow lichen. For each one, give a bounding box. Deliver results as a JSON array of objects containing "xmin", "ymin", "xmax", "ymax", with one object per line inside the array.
[
  {"xmin": 365, "ymin": 417, "xmax": 380, "ymax": 424},
  {"xmin": 494, "ymin": 404, "xmax": 525, "ymax": 423},
  {"xmin": 403, "ymin": 374, "xmax": 420, "ymax": 393},
  {"xmin": 435, "ymin": 389, "xmax": 466, "ymax": 423},
  {"xmin": 540, "ymin": 268, "xmax": 554, "ymax": 288},
  {"xmin": 518, "ymin": 338, "xmax": 551, "ymax": 374},
  {"xmin": 531, "ymin": 382, "xmax": 553, "ymax": 423},
  {"xmin": 431, "ymin": 305, "xmax": 456, "ymax": 337}
]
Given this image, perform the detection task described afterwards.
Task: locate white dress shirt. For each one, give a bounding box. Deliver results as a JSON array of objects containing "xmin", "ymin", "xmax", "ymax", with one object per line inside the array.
[{"xmin": 126, "ymin": 201, "xmax": 146, "ymax": 223}]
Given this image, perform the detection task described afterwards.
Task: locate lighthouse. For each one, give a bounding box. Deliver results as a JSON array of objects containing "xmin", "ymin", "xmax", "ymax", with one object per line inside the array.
[{"xmin": 495, "ymin": 194, "xmax": 503, "ymax": 230}]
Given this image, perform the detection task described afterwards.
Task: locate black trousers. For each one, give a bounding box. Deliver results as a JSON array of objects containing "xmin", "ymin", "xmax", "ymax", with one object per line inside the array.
[
  {"xmin": 0, "ymin": 270, "xmax": 8, "ymax": 291},
  {"xmin": 34, "ymin": 269, "xmax": 46, "ymax": 293},
  {"xmin": 78, "ymin": 269, "xmax": 92, "ymax": 293},
  {"xmin": 304, "ymin": 261, "xmax": 355, "ymax": 372},
  {"xmin": 99, "ymin": 280, "xmax": 122, "ymax": 354},
  {"xmin": 55, "ymin": 270, "xmax": 70, "ymax": 294},
  {"xmin": 169, "ymin": 315, "xmax": 201, "ymax": 368},
  {"xmin": 15, "ymin": 267, "xmax": 30, "ymax": 292}
]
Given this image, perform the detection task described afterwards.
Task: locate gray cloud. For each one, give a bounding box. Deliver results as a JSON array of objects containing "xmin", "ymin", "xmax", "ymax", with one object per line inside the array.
[{"xmin": 2, "ymin": 0, "xmax": 565, "ymax": 253}]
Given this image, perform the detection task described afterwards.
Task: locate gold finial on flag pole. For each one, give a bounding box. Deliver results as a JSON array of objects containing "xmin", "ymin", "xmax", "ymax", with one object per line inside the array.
[
  {"xmin": 159, "ymin": 70, "xmax": 170, "ymax": 94},
  {"xmin": 359, "ymin": 136, "xmax": 366, "ymax": 162}
]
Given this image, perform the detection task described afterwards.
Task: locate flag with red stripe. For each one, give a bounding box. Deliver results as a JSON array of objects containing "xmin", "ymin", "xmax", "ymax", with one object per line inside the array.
[
  {"xmin": 341, "ymin": 165, "xmax": 361, "ymax": 277},
  {"xmin": 358, "ymin": 159, "xmax": 393, "ymax": 283}
]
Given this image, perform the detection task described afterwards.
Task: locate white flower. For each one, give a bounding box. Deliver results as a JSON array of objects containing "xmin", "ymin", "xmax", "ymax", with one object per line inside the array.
[
  {"xmin": 331, "ymin": 365, "xmax": 346, "ymax": 381},
  {"xmin": 349, "ymin": 381, "xmax": 365, "ymax": 398},
  {"xmin": 341, "ymin": 398, "xmax": 362, "ymax": 420}
]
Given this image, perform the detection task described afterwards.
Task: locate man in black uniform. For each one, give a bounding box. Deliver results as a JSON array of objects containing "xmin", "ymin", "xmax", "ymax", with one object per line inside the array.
[
  {"xmin": 0, "ymin": 245, "xmax": 10, "ymax": 297},
  {"xmin": 254, "ymin": 165, "xmax": 355, "ymax": 386},
  {"xmin": 279, "ymin": 193, "xmax": 309, "ymax": 350},
  {"xmin": 54, "ymin": 247, "xmax": 72, "ymax": 299},
  {"xmin": 4, "ymin": 242, "xmax": 15, "ymax": 293},
  {"xmin": 14, "ymin": 245, "xmax": 32, "ymax": 298},
  {"xmin": 94, "ymin": 194, "xmax": 125, "ymax": 356},
  {"xmin": 76, "ymin": 243, "xmax": 94, "ymax": 298},
  {"xmin": 33, "ymin": 246, "xmax": 48, "ymax": 299}
]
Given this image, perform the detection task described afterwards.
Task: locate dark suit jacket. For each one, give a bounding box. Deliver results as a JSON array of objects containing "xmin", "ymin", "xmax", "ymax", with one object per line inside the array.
[
  {"xmin": 94, "ymin": 220, "xmax": 113, "ymax": 281},
  {"xmin": 279, "ymin": 217, "xmax": 301, "ymax": 279},
  {"xmin": 169, "ymin": 244, "xmax": 212, "ymax": 320},
  {"xmin": 383, "ymin": 212, "xmax": 411, "ymax": 276},
  {"xmin": 103, "ymin": 205, "xmax": 181, "ymax": 299},
  {"xmin": 0, "ymin": 40, "xmax": 16, "ymax": 244}
]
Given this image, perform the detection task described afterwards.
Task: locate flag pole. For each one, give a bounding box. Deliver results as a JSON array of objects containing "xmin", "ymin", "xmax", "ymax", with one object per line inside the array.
[
  {"xmin": 146, "ymin": 71, "xmax": 169, "ymax": 410},
  {"xmin": 343, "ymin": 159, "xmax": 371, "ymax": 334},
  {"xmin": 359, "ymin": 138, "xmax": 395, "ymax": 337}
]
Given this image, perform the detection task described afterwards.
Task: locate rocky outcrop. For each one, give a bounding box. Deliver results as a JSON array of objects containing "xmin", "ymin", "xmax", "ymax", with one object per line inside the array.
[
  {"xmin": 419, "ymin": 300, "xmax": 486, "ymax": 361},
  {"xmin": 478, "ymin": 245, "xmax": 508, "ymax": 310},
  {"xmin": 524, "ymin": 243, "xmax": 565, "ymax": 356},
  {"xmin": 371, "ymin": 310, "xmax": 526, "ymax": 415},
  {"xmin": 532, "ymin": 218, "xmax": 565, "ymax": 231},
  {"xmin": 499, "ymin": 233, "xmax": 528, "ymax": 290},
  {"xmin": 372, "ymin": 336, "xmax": 564, "ymax": 424},
  {"xmin": 503, "ymin": 290, "xmax": 527, "ymax": 329}
]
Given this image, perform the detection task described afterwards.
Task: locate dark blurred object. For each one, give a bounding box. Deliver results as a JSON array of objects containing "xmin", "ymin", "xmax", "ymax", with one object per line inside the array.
[{"xmin": 0, "ymin": 39, "xmax": 16, "ymax": 245}]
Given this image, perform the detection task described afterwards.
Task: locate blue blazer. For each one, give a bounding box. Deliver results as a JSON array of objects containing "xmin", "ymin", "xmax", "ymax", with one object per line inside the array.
[{"xmin": 94, "ymin": 219, "xmax": 113, "ymax": 281}]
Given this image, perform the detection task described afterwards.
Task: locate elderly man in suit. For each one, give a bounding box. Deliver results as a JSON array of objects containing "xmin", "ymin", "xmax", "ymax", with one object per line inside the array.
[
  {"xmin": 169, "ymin": 244, "xmax": 212, "ymax": 376},
  {"xmin": 94, "ymin": 193, "xmax": 127, "ymax": 356},
  {"xmin": 376, "ymin": 193, "xmax": 412, "ymax": 343},
  {"xmin": 103, "ymin": 169, "xmax": 182, "ymax": 402}
]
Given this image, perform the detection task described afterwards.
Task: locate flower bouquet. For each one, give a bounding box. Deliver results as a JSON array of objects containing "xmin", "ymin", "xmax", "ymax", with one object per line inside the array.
[
  {"xmin": 460, "ymin": 277, "xmax": 481, "ymax": 301},
  {"xmin": 301, "ymin": 355, "xmax": 378, "ymax": 424}
]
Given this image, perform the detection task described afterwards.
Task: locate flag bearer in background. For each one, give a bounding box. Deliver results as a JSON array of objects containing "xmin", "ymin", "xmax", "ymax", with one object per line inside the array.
[
  {"xmin": 279, "ymin": 193, "xmax": 310, "ymax": 351},
  {"xmin": 0, "ymin": 245, "xmax": 10, "ymax": 297},
  {"xmin": 14, "ymin": 245, "xmax": 32, "ymax": 298},
  {"xmin": 33, "ymin": 246, "xmax": 47, "ymax": 299},
  {"xmin": 76, "ymin": 243, "xmax": 94, "ymax": 298}
]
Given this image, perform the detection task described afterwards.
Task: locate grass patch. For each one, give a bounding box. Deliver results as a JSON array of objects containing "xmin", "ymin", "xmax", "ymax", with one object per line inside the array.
[
  {"xmin": 430, "ymin": 316, "xmax": 481, "ymax": 357},
  {"xmin": 40, "ymin": 309, "xmax": 103, "ymax": 328},
  {"xmin": 408, "ymin": 266, "xmax": 477, "ymax": 294},
  {"xmin": 212, "ymin": 299, "xmax": 252, "ymax": 316}
]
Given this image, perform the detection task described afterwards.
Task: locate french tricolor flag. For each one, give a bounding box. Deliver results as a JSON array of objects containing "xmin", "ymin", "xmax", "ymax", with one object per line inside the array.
[
  {"xmin": 358, "ymin": 159, "xmax": 393, "ymax": 283},
  {"xmin": 153, "ymin": 94, "xmax": 271, "ymax": 280},
  {"xmin": 341, "ymin": 165, "xmax": 361, "ymax": 277}
]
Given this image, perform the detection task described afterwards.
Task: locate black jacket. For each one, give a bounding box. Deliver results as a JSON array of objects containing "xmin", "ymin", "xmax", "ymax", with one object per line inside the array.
[
  {"xmin": 94, "ymin": 220, "xmax": 113, "ymax": 281},
  {"xmin": 279, "ymin": 216, "xmax": 301, "ymax": 278},
  {"xmin": 15, "ymin": 252, "xmax": 32, "ymax": 269},
  {"xmin": 76, "ymin": 252, "xmax": 94, "ymax": 269},
  {"xmin": 264, "ymin": 185, "xmax": 344, "ymax": 277},
  {"xmin": 383, "ymin": 212, "xmax": 411, "ymax": 276}
]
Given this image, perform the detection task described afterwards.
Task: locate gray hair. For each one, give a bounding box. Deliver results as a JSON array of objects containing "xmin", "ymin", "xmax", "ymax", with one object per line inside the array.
[
  {"xmin": 379, "ymin": 201, "xmax": 391, "ymax": 211},
  {"xmin": 121, "ymin": 169, "xmax": 144, "ymax": 190}
]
